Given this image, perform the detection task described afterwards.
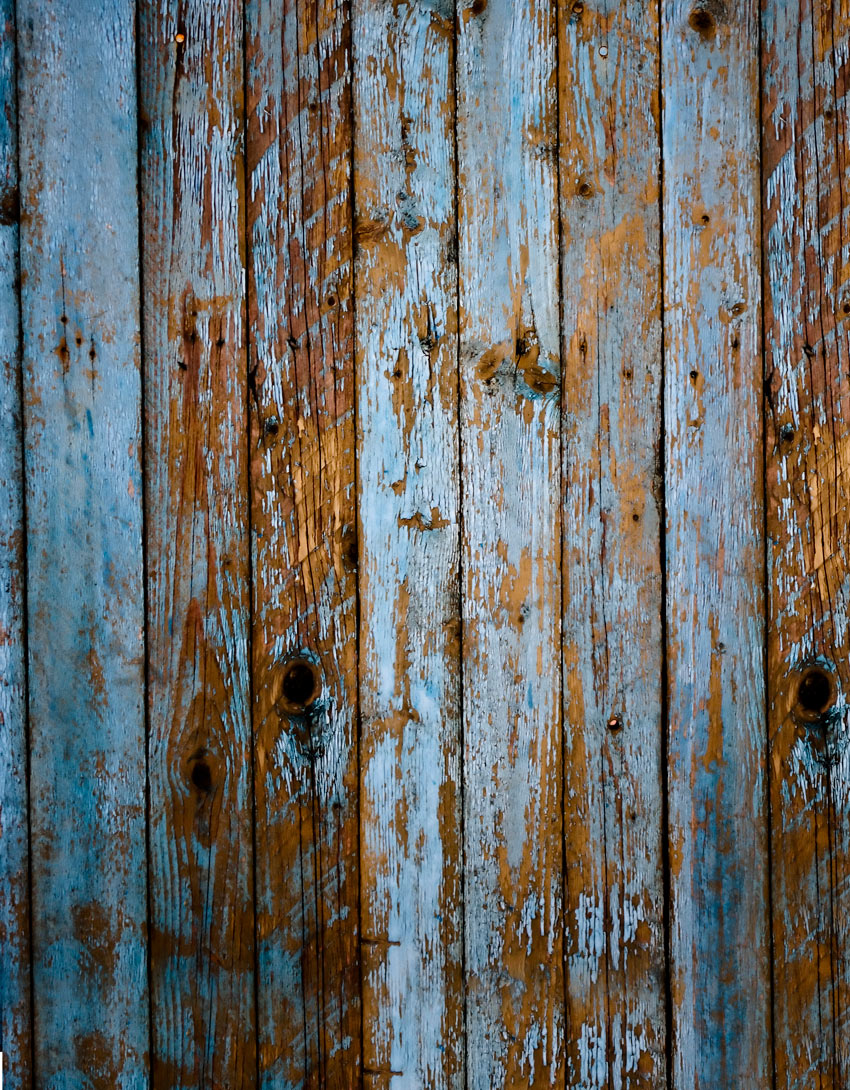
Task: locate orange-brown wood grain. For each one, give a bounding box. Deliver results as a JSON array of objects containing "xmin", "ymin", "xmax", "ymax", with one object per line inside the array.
[
  {"xmin": 139, "ymin": 2, "xmax": 257, "ymax": 1083},
  {"xmin": 245, "ymin": 0, "xmax": 359, "ymax": 1086},
  {"xmin": 763, "ymin": 3, "xmax": 850, "ymax": 1086}
]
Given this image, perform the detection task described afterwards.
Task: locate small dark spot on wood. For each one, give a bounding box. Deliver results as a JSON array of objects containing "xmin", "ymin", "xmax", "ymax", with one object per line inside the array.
[
  {"xmin": 607, "ymin": 714, "xmax": 622, "ymax": 732},
  {"xmin": 779, "ymin": 423, "xmax": 795, "ymax": 443},
  {"xmin": 216, "ymin": 336, "xmax": 225, "ymax": 348},
  {"xmin": 177, "ymin": 359, "xmax": 187, "ymax": 371},
  {"xmin": 688, "ymin": 7, "xmax": 715, "ymax": 38},
  {"xmin": 730, "ymin": 333, "xmax": 740, "ymax": 349},
  {"xmin": 841, "ymin": 299, "xmax": 850, "ymax": 316},
  {"xmin": 190, "ymin": 760, "xmax": 212, "ymax": 793},
  {"xmin": 287, "ymin": 335, "xmax": 299, "ymax": 351},
  {"xmin": 803, "ymin": 342, "xmax": 815, "ymax": 357},
  {"xmin": 326, "ymin": 293, "xmax": 338, "ymax": 308},
  {"xmin": 60, "ymin": 313, "xmax": 68, "ymax": 325},
  {"xmin": 797, "ymin": 666, "xmax": 835, "ymax": 719},
  {"xmin": 0, "ymin": 186, "xmax": 19, "ymax": 225},
  {"xmin": 281, "ymin": 659, "xmax": 320, "ymax": 712},
  {"xmin": 689, "ymin": 370, "xmax": 698, "ymax": 381},
  {"xmin": 824, "ymin": 107, "xmax": 834, "ymax": 120},
  {"xmin": 264, "ymin": 416, "xmax": 280, "ymax": 438},
  {"xmin": 393, "ymin": 368, "xmax": 403, "ymax": 379},
  {"xmin": 632, "ymin": 513, "xmax": 640, "ymax": 522},
  {"xmin": 471, "ymin": 0, "xmax": 487, "ymax": 14},
  {"xmin": 75, "ymin": 333, "xmax": 83, "ymax": 346},
  {"xmin": 342, "ymin": 526, "xmax": 358, "ymax": 571},
  {"xmin": 701, "ymin": 213, "xmax": 710, "ymax": 225},
  {"xmin": 577, "ymin": 179, "xmax": 593, "ymax": 199},
  {"xmin": 89, "ymin": 345, "xmax": 96, "ymax": 361},
  {"xmin": 623, "ymin": 368, "xmax": 632, "ymax": 380}
]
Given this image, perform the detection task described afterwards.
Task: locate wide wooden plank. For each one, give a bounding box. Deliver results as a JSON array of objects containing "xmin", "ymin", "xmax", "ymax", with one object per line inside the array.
[
  {"xmin": 353, "ymin": 3, "xmax": 462, "ymax": 1088},
  {"xmin": 245, "ymin": 0, "xmax": 359, "ymax": 1085},
  {"xmin": 558, "ymin": 2, "xmax": 666, "ymax": 1085},
  {"xmin": 17, "ymin": 1, "xmax": 148, "ymax": 1084},
  {"xmin": 762, "ymin": 3, "xmax": 850, "ymax": 1086},
  {"xmin": 0, "ymin": 3, "xmax": 31, "ymax": 1083},
  {"xmin": 139, "ymin": 3, "xmax": 256, "ymax": 1084},
  {"xmin": 456, "ymin": 0, "xmax": 564, "ymax": 1083},
  {"xmin": 661, "ymin": 1, "xmax": 769, "ymax": 1085}
]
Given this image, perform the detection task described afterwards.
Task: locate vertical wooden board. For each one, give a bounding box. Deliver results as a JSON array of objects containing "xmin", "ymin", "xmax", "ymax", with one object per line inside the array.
[
  {"xmin": 0, "ymin": 2, "xmax": 31, "ymax": 1082},
  {"xmin": 558, "ymin": 2, "xmax": 665, "ymax": 1086},
  {"xmin": 245, "ymin": 0, "xmax": 359, "ymax": 1085},
  {"xmin": 17, "ymin": 1, "xmax": 148, "ymax": 1085},
  {"xmin": 139, "ymin": 2, "xmax": 256, "ymax": 1085},
  {"xmin": 661, "ymin": 1, "xmax": 769, "ymax": 1085},
  {"xmin": 456, "ymin": 0, "xmax": 564, "ymax": 1084},
  {"xmin": 353, "ymin": 2, "xmax": 463, "ymax": 1088},
  {"xmin": 762, "ymin": 2, "xmax": 850, "ymax": 1086}
]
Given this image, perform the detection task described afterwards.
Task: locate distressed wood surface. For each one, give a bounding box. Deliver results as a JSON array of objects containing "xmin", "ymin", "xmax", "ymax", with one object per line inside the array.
[
  {"xmin": 558, "ymin": 2, "xmax": 666, "ymax": 1086},
  {"xmin": 0, "ymin": 3, "xmax": 31, "ymax": 1083},
  {"xmin": 456, "ymin": 0, "xmax": 564, "ymax": 1083},
  {"xmin": 139, "ymin": 2, "xmax": 256, "ymax": 1085},
  {"xmin": 245, "ymin": 0, "xmax": 360, "ymax": 1085},
  {"xmin": 762, "ymin": 3, "xmax": 850, "ymax": 1087},
  {"xmin": 16, "ymin": 1, "xmax": 149, "ymax": 1084},
  {"xmin": 661, "ymin": 1, "xmax": 769, "ymax": 1085},
  {"xmin": 353, "ymin": 1, "xmax": 462, "ymax": 1087}
]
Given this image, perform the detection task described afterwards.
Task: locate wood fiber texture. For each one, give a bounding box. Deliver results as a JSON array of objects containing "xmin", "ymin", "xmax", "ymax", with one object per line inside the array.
[{"xmin": 2, "ymin": 2, "xmax": 849, "ymax": 1088}]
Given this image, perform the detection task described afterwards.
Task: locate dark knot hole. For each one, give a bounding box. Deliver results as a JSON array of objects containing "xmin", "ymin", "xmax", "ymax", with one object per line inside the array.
[
  {"xmin": 282, "ymin": 660, "xmax": 320, "ymax": 711},
  {"xmin": 190, "ymin": 760, "xmax": 212, "ymax": 793},
  {"xmin": 797, "ymin": 667, "xmax": 835, "ymax": 718}
]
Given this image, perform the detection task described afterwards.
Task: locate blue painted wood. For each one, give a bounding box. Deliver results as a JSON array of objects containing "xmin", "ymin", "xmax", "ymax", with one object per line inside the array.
[
  {"xmin": 245, "ymin": 0, "xmax": 360, "ymax": 1085},
  {"xmin": 138, "ymin": 1, "xmax": 256, "ymax": 1084},
  {"xmin": 16, "ymin": 1, "xmax": 148, "ymax": 1085},
  {"xmin": 661, "ymin": 2, "xmax": 770, "ymax": 1085},
  {"xmin": 0, "ymin": 2, "xmax": 32, "ymax": 1084},
  {"xmin": 456, "ymin": 0, "xmax": 565, "ymax": 1083},
  {"xmin": 762, "ymin": 5, "xmax": 850, "ymax": 1087},
  {"xmin": 558, "ymin": 2, "xmax": 666, "ymax": 1085},
  {"xmin": 352, "ymin": 2, "xmax": 463, "ymax": 1087}
]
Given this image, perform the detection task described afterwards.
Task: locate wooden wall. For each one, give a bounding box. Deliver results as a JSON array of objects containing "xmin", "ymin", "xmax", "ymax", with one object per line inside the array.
[{"xmin": 1, "ymin": 1, "xmax": 849, "ymax": 1087}]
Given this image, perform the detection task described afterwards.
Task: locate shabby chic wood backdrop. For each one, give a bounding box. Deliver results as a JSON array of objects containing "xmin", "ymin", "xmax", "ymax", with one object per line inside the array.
[{"xmin": 0, "ymin": 0, "xmax": 847, "ymax": 1086}]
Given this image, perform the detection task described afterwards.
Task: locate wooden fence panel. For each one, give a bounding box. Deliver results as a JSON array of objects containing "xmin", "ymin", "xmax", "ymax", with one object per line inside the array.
[
  {"xmin": 245, "ymin": 0, "xmax": 359, "ymax": 1085},
  {"xmin": 139, "ymin": 1, "xmax": 256, "ymax": 1084},
  {"xmin": 456, "ymin": 0, "xmax": 564, "ymax": 1083},
  {"xmin": 0, "ymin": 3, "xmax": 31, "ymax": 1083},
  {"xmin": 558, "ymin": 1, "xmax": 666, "ymax": 1086},
  {"xmin": 353, "ymin": 2, "xmax": 463, "ymax": 1086},
  {"xmin": 661, "ymin": 1, "xmax": 769, "ymax": 1085},
  {"xmin": 763, "ymin": 2, "xmax": 850, "ymax": 1086},
  {"xmin": 17, "ymin": 1, "xmax": 148, "ymax": 1084}
]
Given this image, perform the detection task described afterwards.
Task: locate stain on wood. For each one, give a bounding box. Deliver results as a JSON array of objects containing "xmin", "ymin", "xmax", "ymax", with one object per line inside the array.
[{"xmin": 3, "ymin": 3, "xmax": 849, "ymax": 1088}]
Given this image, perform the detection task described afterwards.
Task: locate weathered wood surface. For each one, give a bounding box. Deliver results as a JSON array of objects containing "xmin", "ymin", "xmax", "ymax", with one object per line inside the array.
[
  {"xmin": 245, "ymin": 0, "xmax": 359, "ymax": 1084},
  {"xmin": 353, "ymin": 1, "xmax": 462, "ymax": 1087},
  {"xmin": 763, "ymin": 4, "xmax": 850, "ymax": 1088},
  {"xmin": 4, "ymin": 3, "xmax": 850, "ymax": 1087},
  {"xmin": 559, "ymin": 1, "xmax": 666, "ymax": 1086},
  {"xmin": 16, "ymin": 0, "xmax": 149, "ymax": 1085},
  {"xmin": 662, "ymin": 1, "xmax": 769, "ymax": 1085},
  {"xmin": 0, "ymin": 3, "xmax": 31, "ymax": 1083},
  {"xmin": 456, "ymin": 0, "xmax": 564, "ymax": 1083},
  {"xmin": 139, "ymin": 1, "xmax": 256, "ymax": 1084}
]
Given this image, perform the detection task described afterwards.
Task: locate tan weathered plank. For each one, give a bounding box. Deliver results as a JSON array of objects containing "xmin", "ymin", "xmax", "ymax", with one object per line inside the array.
[
  {"xmin": 456, "ymin": 0, "xmax": 564, "ymax": 1083},
  {"xmin": 0, "ymin": 2, "xmax": 31, "ymax": 1082},
  {"xmin": 762, "ymin": 2, "xmax": 850, "ymax": 1086},
  {"xmin": 245, "ymin": 0, "xmax": 360, "ymax": 1084},
  {"xmin": 139, "ymin": 3, "xmax": 256, "ymax": 1083},
  {"xmin": 558, "ymin": 1, "xmax": 666, "ymax": 1085},
  {"xmin": 17, "ymin": 0, "xmax": 149, "ymax": 1082},
  {"xmin": 661, "ymin": 1, "xmax": 770, "ymax": 1084},
  {"xmin": 353, "ymin": 1, "xmax": 463, "ymax": 1087}
]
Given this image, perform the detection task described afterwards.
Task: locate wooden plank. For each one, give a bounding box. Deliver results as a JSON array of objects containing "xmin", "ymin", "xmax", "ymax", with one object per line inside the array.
[
  {"xmin": 558, "ymin": 1, "xmax": 666, "ymax": 1085},
  {"xmin": 139, "ymin": 2, "xmax": 256, "ymax": 1084},
  {"xmin": 455, "ymin": 0, "xmax": 564, "ymax": 1083},
  {"xmin": 0, "ymin": 2, "xmax": 31, "ymax": 1083},
  {"xmin": 661, "ymin": 2, "xmax": 769, "ymax": 1085},
  {"xmin": 245, "ymin": 0, "xmax": 359, "ymax": 1085},
  {"xmin": 762, "ymin": 3, "xmax": 850, "ymax": 1086},
  {"xmin": 352, "ymin": 3, "xmax": 463, "ymax": 1088},
  {"xmin": 16, "ymin": 1, "xmax": 148, "ymax": 1083}
]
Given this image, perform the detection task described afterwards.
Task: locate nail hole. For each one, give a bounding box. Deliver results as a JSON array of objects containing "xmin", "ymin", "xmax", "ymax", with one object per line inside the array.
[
  {"xmin": 191, "ymin": 760, "xmax": 212, "ymax": 792},
  {"xmin": 623, "ymin": 368, "xmax": 632, "ymax": 380},
  {"xmin": 326, "ymin": 293, "xmax": 338, "ymax": 308},
  {"xmin": 577, "ymin": 179, "xmax": 593, "ymax": 198},
  {"xmin": 632, "ymin": 513, "xmax": 640, "ymax": 522},
  {"xmin": 797, "ymin": 667, "xmax": 835, "ymax": 718},
  {"xmin": 689, "ymin": 369, "xmax": 699, "ymax": 381},
  {"xmin": 607, "ymin": 714, "xmax": 623, "ymax": 732},
  {"xmin": 701, "ymin": 213, "xmax": 710, "ymax": 225},
  {"xmin": 688, "ymin": 8, "xmax": 715, "ymax": 37},
  {"xmin": 281, "ymin": 659, "xmax": 320, "ymax": 712},
  {"xmin": 60, "ymin": 313, "xmax": 68, "ymax": 325},
  {"xmin": 264, "ymin": 417, "xmax": 280, "ymax": 438}
]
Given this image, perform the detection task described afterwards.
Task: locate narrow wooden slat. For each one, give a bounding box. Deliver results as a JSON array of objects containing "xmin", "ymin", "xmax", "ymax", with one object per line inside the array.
[
  {"xmin": 661, "ymin": 1, "xmax": 769, "ymax": 1084},
  {"xmin": 558, "ymin": 2, "xmax": 666, "ymax": 1085},
  {"xmin": 456, "ymin": 0, "xmax": 564, "ymax": 1083},
  {"xmin": 0, "ymin": 3, "xmax": 31, "ymax": 1082},
  {"xmin": 245, "ymin": 0, "xmax": 359, "ymax": 1085},
  {"xmin": 139, "ymin": 3, "xmax": 256, "ymax": 1083},
  {"xmin": 17, "ymin": 1, "xmax": 148, "ymax": 1083},
  {"xmin": 762, "ymin": 3, "xmax": 850, "ymax": 1085},
  {"xmin": 353, "ymin": 2, "xmax": 462, "ymax": 1087}
]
